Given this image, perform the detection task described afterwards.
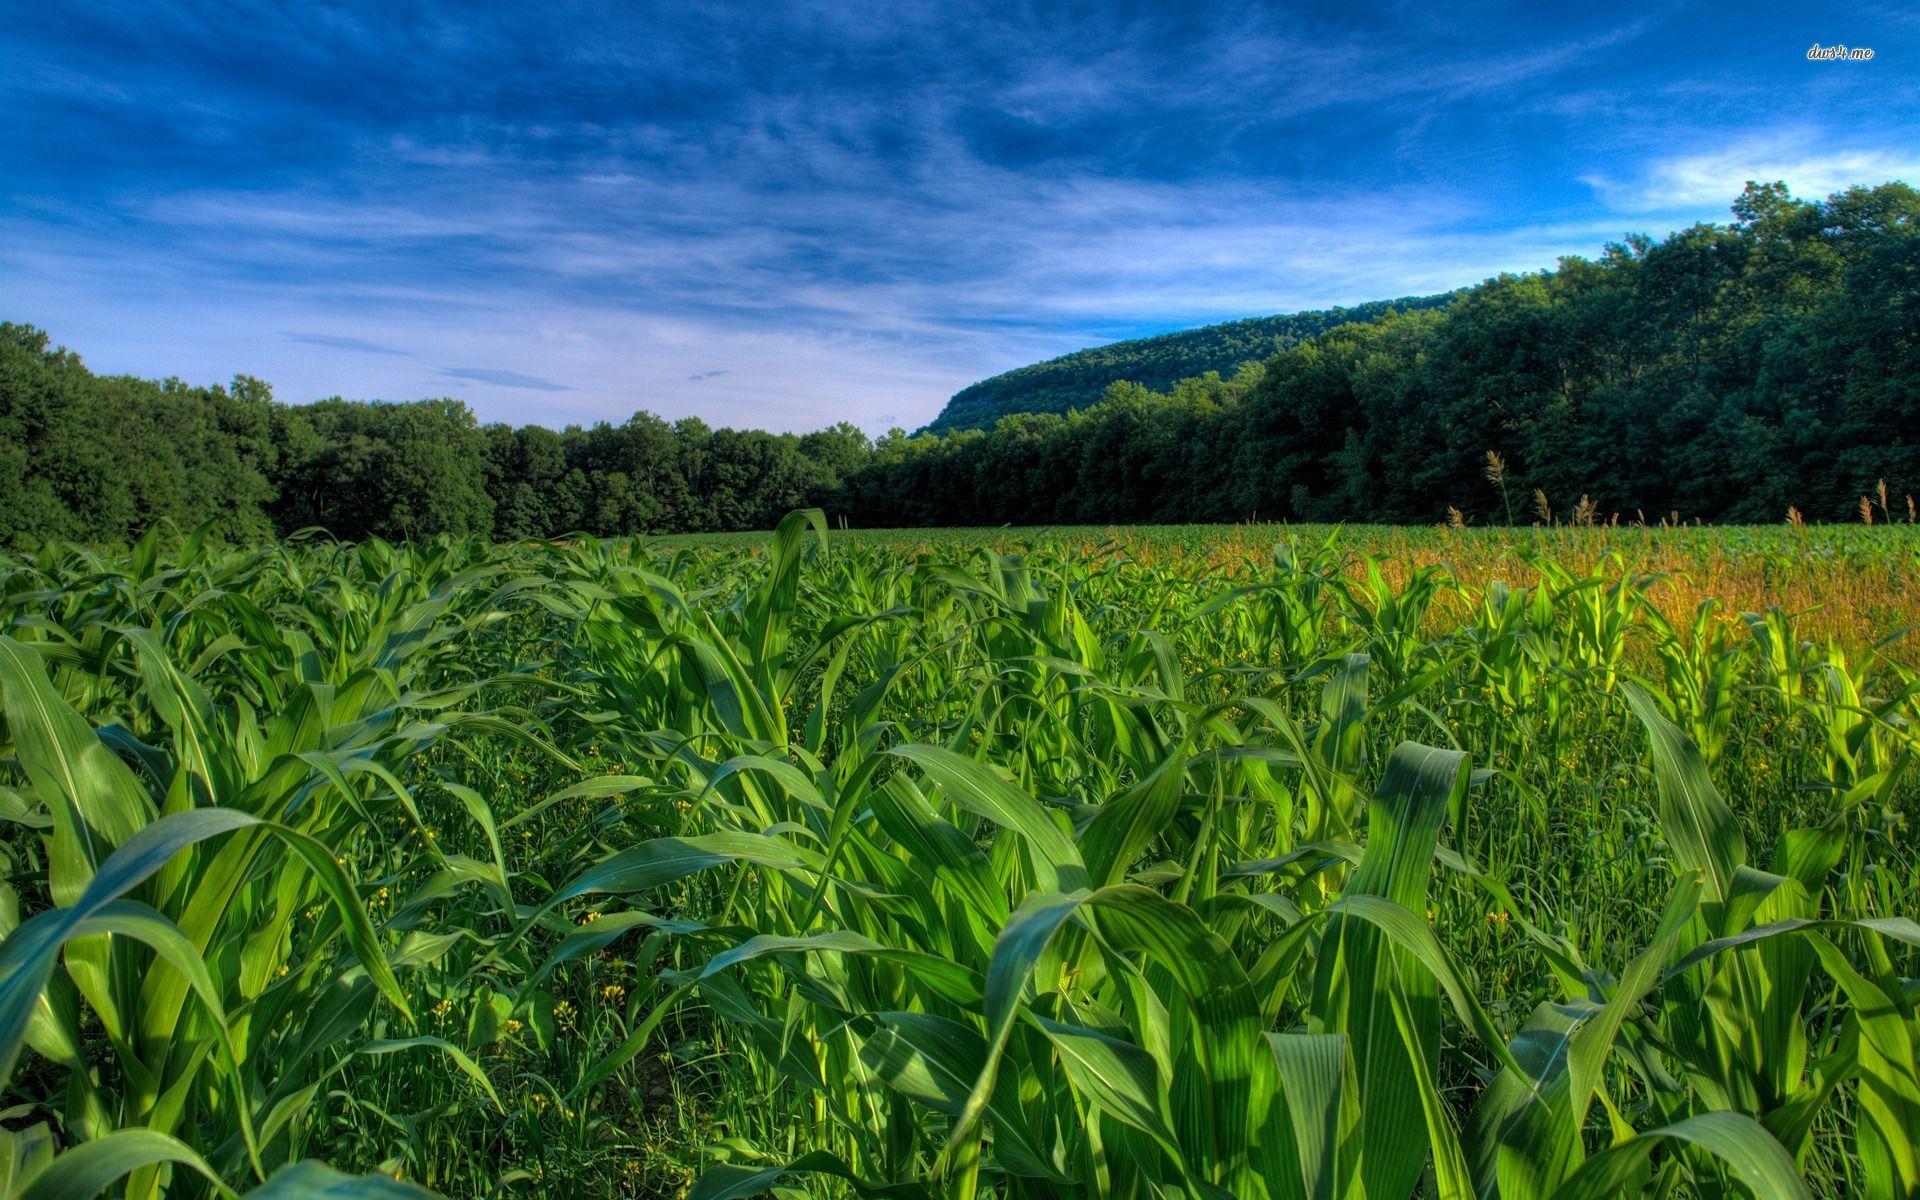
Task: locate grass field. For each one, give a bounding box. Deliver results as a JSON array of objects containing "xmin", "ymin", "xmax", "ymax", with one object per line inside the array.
[{"xmin": 0, "ymin": 518, "xmax": 1916, "ymax": 1199}]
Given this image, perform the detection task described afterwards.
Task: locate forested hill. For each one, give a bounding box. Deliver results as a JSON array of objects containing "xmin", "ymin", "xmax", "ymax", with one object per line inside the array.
[{"xmin": 927, "ymin": 294, "xmax": 1455, "ymax": 431}]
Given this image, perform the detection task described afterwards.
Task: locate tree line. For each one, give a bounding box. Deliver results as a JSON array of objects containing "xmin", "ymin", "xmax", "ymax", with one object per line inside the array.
[
  {"xmin": 2, "ymin": 182, "xmax": 1914, "ymax": 545},
  {"xmin": 0, "ymin": 328, "xmax": 870, "ymax": 544},
  {"xmin": 852, "ymin": 182, "xmax": 1919, "ymax": 526}
]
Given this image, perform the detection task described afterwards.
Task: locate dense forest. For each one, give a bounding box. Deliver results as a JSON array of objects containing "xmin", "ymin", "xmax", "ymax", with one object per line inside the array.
[
  {"xmin": 926, "ymin": 295, "xmax": 1452, "ymax": 431},
  {"xmin": 0, "ymin": 328, "xmax": 868, "ymax": 543},
  {"xmin": 863, "ymin": 182, "xmax": 1918, "ymax": 526},
  {"xmin": 2, "ymin": 182, "xmax": 1915, "ymax": 544}
]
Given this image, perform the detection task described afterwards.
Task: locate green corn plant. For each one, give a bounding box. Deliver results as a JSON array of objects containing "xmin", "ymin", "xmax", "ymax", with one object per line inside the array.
[
  {"xmin": 0, "ymin": 537, "xmax": 557, "ymax": 1197},
  {"xmin": 1467, "ymin": 683, "xmax": 1918, "ymax": 1200},
  {"xmin": 2, "ymin": 516, "xmax": 1915, "ymax": 1199},
  {"xmin": 1635, "ymin": 597, "xmax": 1740, "ymax": 765},
  {"xmin": 586, "ymin": 734, "xmax": 1516, "ymax": 1200}
]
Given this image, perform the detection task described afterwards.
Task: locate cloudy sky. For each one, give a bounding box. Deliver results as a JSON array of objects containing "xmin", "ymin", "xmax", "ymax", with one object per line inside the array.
[{"xmin": 2, "ymin": 2, "xmax": 1914, "ymax": 432}]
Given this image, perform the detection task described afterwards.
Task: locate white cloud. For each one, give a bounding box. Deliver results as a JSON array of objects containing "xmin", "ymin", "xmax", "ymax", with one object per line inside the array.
[
  {"xmin": 0, "ymin": 162, "xmax": 1696, "ymax": 434},
  {"xmin": 1587, "ymin": 133, "xmax": 1920, "ymax": 212},
  {"xmin": 9, "ymin": 3, "xmax": 1912, "ymax": 434}
]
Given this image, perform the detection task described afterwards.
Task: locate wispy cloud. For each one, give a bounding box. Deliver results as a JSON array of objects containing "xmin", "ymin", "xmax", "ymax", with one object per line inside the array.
[
  {"xmin": 441, "ymin": 367, "xmax": 570, "ymax": 392},
  {"xmin": 1, "ymin": 2, "xmax": 1913, "ymax": 431},
  {"xmin": 1587, "ymin": 133, "xmax": 1920, "ymax": 211},
  {"xmin": 285, "ymin": 332, "xmax": 410, "ymax": 355}
]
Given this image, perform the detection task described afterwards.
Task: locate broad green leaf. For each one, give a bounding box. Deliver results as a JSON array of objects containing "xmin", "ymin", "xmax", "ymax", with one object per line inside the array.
[
  {"xmin": 689, "ymin": 1150, "xmax": 928, "ymax": 1200},
  {"xmin": 1548, "ymin": 1112, "xmax": 1809, "ymax": 1200},
  {"xmin": 242, "ymin": 1159, "xmax": 441, "ymax": 1198},
  {"xmin": 1623, "ymin": 683, "xmax": 1745, "ymax": 899},
  {"xmin": 15, "ymin": 1130, "xmax": 229, "ymax": 1200},
  {"xmin": 1310, "ymin": 741, "xmax": 1466, "ymax": 1200},
  {"xmin": 888, "ymin": 744, "xmax": 1087, "ymax": 890}
]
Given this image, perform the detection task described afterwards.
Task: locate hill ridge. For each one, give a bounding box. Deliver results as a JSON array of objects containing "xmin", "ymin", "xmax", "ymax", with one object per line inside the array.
[{"xmin": 926, "ymin": 293, "xmax": 1456, "ymax": 431}]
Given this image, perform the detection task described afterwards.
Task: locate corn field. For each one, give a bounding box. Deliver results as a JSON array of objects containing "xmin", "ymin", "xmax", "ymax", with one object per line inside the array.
[{"xmin": 0, "ymin": 516, "xmax": 1916, "ymax": 1199}]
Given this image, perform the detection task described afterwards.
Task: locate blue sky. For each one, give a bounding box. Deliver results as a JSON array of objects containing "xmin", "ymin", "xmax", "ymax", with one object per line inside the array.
[{"xmin": 2, "ymin": 2, "xmax": 1914, "ymax": 433}]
